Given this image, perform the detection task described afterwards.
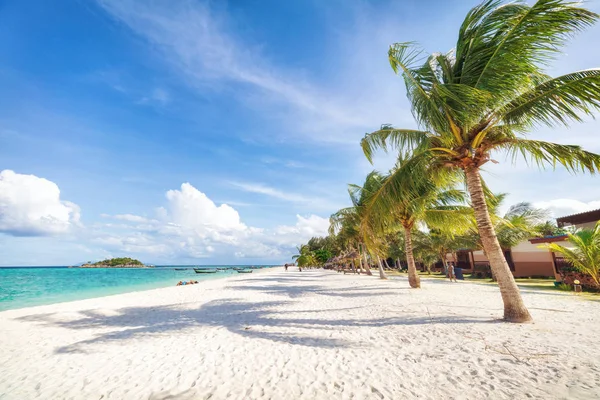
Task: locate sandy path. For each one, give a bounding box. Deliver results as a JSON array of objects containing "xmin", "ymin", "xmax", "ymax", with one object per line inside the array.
[{"xmin": 1, "ymin": 268, "xmax": 599, "ymax": 399}]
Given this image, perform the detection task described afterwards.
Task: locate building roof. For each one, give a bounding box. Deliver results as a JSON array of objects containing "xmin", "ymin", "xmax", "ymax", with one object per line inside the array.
[
  {"xmin": 556, "ymin": 208, "xmax": 600, "ymax": 227},
  {"xmin": 528, "ymin": 235, "xmax": 568, "ymax": 244}
]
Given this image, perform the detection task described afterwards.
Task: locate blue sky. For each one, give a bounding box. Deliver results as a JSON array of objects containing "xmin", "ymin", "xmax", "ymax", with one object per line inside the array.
[{"xmin": 1, "ymin": 0, "xmax": 600, "ymax": 266}]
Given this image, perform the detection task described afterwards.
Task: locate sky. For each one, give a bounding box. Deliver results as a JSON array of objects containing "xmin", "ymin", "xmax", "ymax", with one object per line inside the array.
[{"xmin": 1, "ymin": 0, "xmax": 600, "ymax": 266}]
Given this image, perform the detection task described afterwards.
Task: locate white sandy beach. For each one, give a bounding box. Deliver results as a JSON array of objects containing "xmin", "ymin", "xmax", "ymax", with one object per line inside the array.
[{"xmin": 1, "ymin": 267, "xmax": 599, "ymax": 400}]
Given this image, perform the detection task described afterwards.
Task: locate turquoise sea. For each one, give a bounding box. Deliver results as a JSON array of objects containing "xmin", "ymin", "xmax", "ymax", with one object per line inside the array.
[{"xmin": 0, "ymin": 266, "xmax": 270, "ymax": 312}]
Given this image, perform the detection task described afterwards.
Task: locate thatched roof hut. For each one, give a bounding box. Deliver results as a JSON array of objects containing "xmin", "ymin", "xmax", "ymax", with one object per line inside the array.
[{"xmin": 342, "ymin": 250, "xmax": 359, "ymax": 260}]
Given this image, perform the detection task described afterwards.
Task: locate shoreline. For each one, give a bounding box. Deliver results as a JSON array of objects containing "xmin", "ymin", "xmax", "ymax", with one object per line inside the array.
[
  {"xmin": 0, "ymin": 267, "xmax": 277, "ymax": 313},
  {"xmin": 1, "ymin": 267, "xmax": 599, "ymax": 399}
]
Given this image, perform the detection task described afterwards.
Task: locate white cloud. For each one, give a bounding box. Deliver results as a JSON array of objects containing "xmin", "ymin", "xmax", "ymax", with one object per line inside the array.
[
  {"xmin": 94, "ymin": 0, "xmax": 410, "ymax": 144},
  {"xmin": 162, "ymin": 183, "xmax": 247, "ymax": 232},
  {"xmin": 534, "ymin": 199, "xmax": 600, "ymax": 219},
  {"xmin": 229, "ymin": 182, "xmax": 311, "ymax": 203},
  {"xmin": 270, "ymin": 214, "xmax": 330, "ymax": 247},
  {"xmin": 228, "ymin": 181, "xmax": 343, "ymax": 212},
  {"xmin": 0, "ymin": 170, "xmax": 81, "ymax": 236},
  {"xmin": 91, "ymin": 182, "xmax": 329, "ymax": 261},
  {"xmin": 102, "ymin": 214, "xmax": 151, "ymax": 223}
]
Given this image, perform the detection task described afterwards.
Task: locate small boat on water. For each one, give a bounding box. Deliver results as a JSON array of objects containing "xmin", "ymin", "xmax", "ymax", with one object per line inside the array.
[
  {"xmin": 236, "ymin": 269, "xmax": 253, "ymax": 274},
  {"xmin": 194, "ymin": 268, "xmax": 218, "ymax": 274},
  {"xmin": 174, "ymin": 268, "xmax": 188, "ymax": 271}
]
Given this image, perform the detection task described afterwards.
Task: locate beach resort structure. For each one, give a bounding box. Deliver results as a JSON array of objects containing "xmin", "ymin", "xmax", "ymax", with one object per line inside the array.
[{"xmin": 449, "ymin": 209, "xmax": 600, "ymax": 280}]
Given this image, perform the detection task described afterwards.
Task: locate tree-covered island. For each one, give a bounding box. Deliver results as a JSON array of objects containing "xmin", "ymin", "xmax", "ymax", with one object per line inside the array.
[{"xmin": 80, "ymin": 258, "xmax": 149, "ymax": 268}]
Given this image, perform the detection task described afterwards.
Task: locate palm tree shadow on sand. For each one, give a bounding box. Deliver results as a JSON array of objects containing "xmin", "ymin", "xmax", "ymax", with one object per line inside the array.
[{"xmin": 17, "ymin": 294, "xmax": 495, "ymax": 355}]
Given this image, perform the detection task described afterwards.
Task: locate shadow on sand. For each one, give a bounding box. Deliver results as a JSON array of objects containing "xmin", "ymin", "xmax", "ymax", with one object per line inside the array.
[{"xmin": 16, "ymin": 272, "xmax": 496, "ymax": 354}]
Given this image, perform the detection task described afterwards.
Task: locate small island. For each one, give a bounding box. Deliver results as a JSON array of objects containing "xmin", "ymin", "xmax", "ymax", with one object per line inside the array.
[{"xmin": 80, "ymin": 257, "xmax": 151, "ymax": 268}]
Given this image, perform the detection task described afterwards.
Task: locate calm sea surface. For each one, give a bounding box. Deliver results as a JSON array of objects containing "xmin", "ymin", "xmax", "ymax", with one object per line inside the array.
[{"xmin": 0, "ymin": 266, "xmax": 271, "ymax": 311}]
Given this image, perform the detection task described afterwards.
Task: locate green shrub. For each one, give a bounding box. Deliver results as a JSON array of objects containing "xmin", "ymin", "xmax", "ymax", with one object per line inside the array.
[{"xmin": 556, "ymin": 283, "xmax": 572, "ymax": 291}]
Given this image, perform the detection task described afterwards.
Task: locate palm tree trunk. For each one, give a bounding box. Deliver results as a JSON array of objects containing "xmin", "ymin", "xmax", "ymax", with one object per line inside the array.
[
  {"xmin": 441, "ymin": 254, "xmax": 448, "ymax": 276},
  {"xmin": 403, "ymin": 226, "xmax": 421, "ymax": 288},
  {"xmin": 464, "ymin": 167, "xmax": 532, "ymax": 323},
  {"xmin": 360, "ymin": 244, "xmax": 373, "ymax": 275},
  {"xmin": 383, "ymin": 259, "xmax": 391, "ymax": 270},
  {"xmin": 376, "ymin": 255, "xmax": 388, "ymax": 280},
  {"xmin": 356, "ymin": 258, "xmax": 364, "ymax": 274}
]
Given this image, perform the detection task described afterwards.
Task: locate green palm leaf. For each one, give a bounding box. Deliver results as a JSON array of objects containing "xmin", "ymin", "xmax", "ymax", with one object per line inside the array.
[
  {"xmin": 497, "ymin": 138, "xmax": 600, "ymax": 173},
  {"xmin": 502, "ymin": 69, "xmax": 600, "ymax": 127}
]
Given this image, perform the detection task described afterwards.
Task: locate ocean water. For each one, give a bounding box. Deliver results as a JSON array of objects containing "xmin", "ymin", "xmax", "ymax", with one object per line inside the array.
[{"xmin": 0, "ymin": 266, "xmax": 269, "ymax": 312}]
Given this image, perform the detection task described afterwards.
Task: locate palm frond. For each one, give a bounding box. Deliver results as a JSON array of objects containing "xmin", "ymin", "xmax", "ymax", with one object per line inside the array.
[
  {"xmin": 497, "ymin": 138, "xmax": 600, "ymax": 173},
  {"xmin": 388, "ymin": 43, "xmax": 450, "ymax": 131},
  {"xmin": 329, "ymin": 207, "xmax": 358, "ymax": 236},
  {"xmin": 423, "ymin": 207, "xmax": 474, "ymax": 234},
  {"xmin": 462, "ymin": 0, "xmax": 598, "ymax": 94},
  {"xmin": 546, "ymin": 221, "xmax": 600, "ymax": 285},
  {"xmin": 361, "ymin": 126, "xmax": 430, "ymax": 163},
  {"xmin": 501, "ymin": 69, "xmax": 600, "ymax": 127}
]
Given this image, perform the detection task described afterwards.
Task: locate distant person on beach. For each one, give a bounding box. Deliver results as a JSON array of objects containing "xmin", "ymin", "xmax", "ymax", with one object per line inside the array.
[
  {"xmin": 284, "ymin": 264, "xmax": 288, "ymax": 271},
  {"xmin": 448, "ymin": 263, "xmax": 457, "ymax": 282},
  {"xmin": 177, "ymin": 280, "xmax": 198, "ymax": 286}
]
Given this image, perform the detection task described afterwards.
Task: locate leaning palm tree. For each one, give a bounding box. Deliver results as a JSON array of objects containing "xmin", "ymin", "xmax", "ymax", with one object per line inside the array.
[
  {"xmin": 361, "ymin": 0, "xmax": 600, "ymax": 321},
  {"xmin": 361, "ymin": 155, "xmax": 471, "ymax": 288},
  {"xmin": 351, "ymin": 171, "xmax": 391, "ymax": 279},
  {"xmin": 330, "ymin": 172, "xmax": 395, "ymax": 277},
  {"xmin": 546, "ymin": 221, "xmax": 600, "ymax": 288}
]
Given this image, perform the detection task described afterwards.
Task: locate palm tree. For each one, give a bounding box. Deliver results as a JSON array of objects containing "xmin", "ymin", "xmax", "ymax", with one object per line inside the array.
[
  {"xmin": 546, "ymin": 221, "xmax": 600, "ymax": 288},
  {"xmin": 330, "ymin": 172, "xmax": 395, "ymax": 277},
  {"xmin": 361, "ymin": 0, "xmax": 600, "ymax": 322},
  {"xmin": 460, "ymin": 196, "xmax": 548, "ymax": 250},
  {"xmin": 496, "ymin": 202, "xmax": 548, "ymax": 249},
  {"xmin": 292, "ymin": 245, "xmax": 316, "ymax": 269},
  {"xmin": 534, "ymin": 220, "xmax": 566, "ymax": 237},
  {"xmin": 413, "ymin": 228, "xmax": 464, "ymax": 275},
  {"xmin": 361, "ymin": 155, "xmax": 471, "ymax": 288}
]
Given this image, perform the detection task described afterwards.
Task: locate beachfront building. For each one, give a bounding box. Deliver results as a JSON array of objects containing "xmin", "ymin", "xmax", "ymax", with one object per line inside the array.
[{"xmin": 448, "ymin": 209, "xmax": 600, "ymax": 279}]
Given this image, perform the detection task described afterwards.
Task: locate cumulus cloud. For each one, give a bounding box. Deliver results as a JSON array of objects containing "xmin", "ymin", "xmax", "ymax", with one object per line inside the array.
[
  {"xmin": 271, "ymin": 215, "xmax": 330, "ymax": 246},
  {"xmin": 0, "ymin": 170, "xmax": 81, "ymax": 236},
  {"xmin": 162, "ymin": 183, "xmax": 247, "ymax": 232},
  {"xmin": 93, "ymin": 182, "xmax": 329, "ymax": 261},
  {"xmin": 534, "ymin": 199, "xmax": 600, "ymax": 219}
]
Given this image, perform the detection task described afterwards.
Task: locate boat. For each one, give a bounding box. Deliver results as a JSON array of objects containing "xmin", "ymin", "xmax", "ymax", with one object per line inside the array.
[
  {"xmin": 236, "ymin": 269, "xmax": 253, "ymax": 273},
  {"xmin": 174, "ymin": 268, "xmax": 188, "ymax": 271},
  {"xmin": 194, "ymin": 268, "xmax": 218, "ymax": 274}
]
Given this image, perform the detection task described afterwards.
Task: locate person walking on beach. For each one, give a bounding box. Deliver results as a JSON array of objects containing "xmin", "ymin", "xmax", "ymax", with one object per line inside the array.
[
  {"xmin": 448, "ymin": 262, "xmax": 457, "ymax": 282},
  {"xmin": 284, "ymin": 263, "xmax": 288, "ymax": 271}
]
